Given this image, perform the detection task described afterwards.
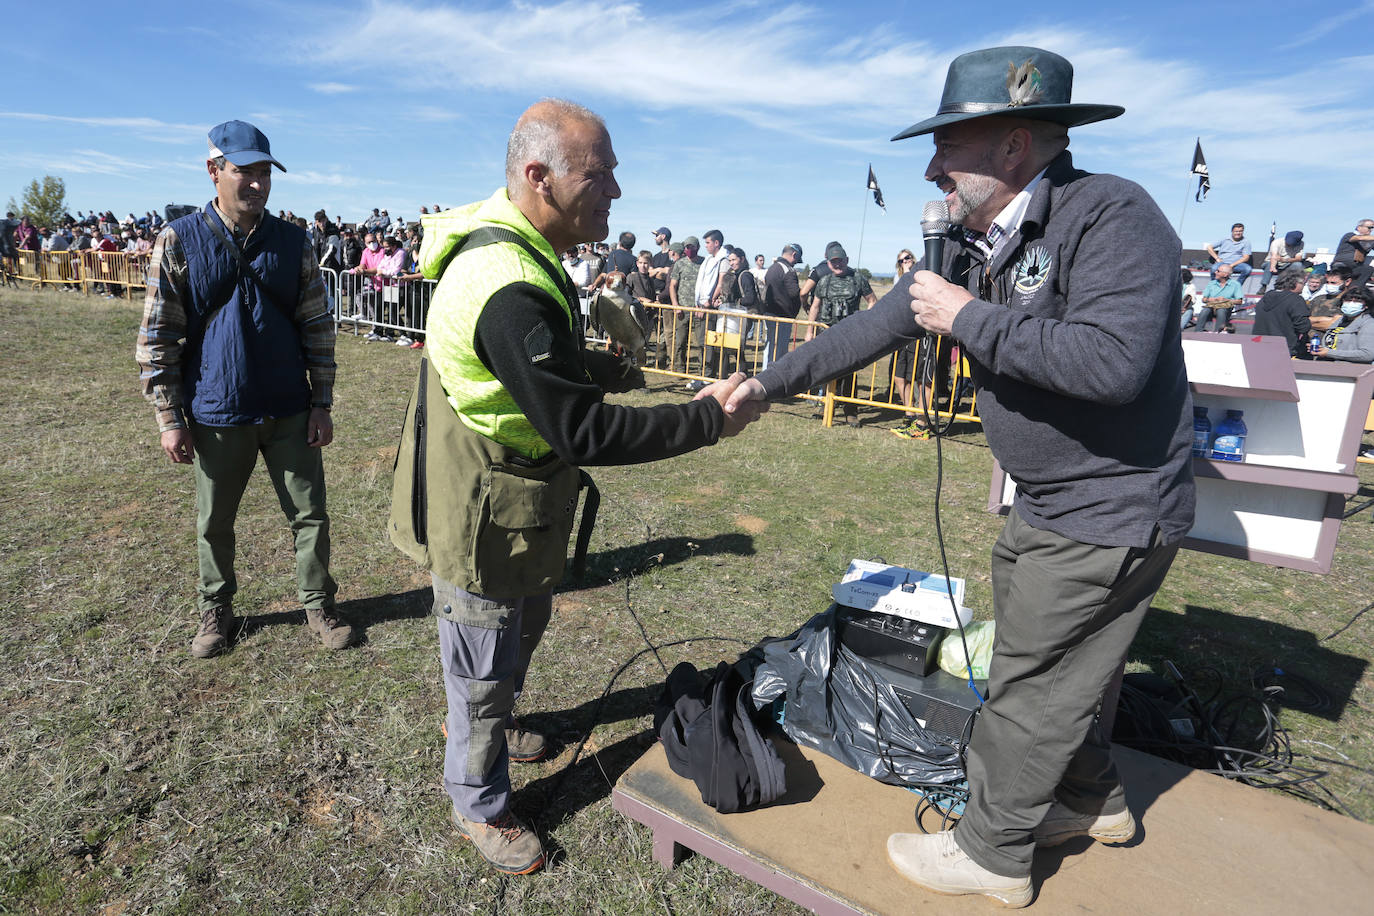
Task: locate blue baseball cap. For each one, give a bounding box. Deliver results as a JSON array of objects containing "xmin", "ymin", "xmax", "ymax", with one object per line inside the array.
[{"xmin": 207, "ymin": 120, "xmax": 286, "ymax": 172}]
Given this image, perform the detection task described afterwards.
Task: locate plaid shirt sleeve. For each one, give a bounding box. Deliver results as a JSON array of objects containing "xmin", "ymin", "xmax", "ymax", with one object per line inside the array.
[
  {"xmin": 136, "ymin": 225, "xmax": 336, "ymax": 430},
  {"xmin": 295, "ymin": 234, "xmax": 336, "ymax": 408},
  {"xmin": 135, "ymin": 226, "xmax": 189, "ymax": 432}
]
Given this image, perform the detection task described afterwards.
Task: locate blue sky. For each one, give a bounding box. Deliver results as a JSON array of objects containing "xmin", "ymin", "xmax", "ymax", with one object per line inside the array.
[{"xmin": 3, "ymin": 1, "xmax": 1371, "ymax": 272}]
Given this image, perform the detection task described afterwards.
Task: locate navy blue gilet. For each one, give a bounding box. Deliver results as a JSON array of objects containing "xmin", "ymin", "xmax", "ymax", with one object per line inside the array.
[{"xmin": 174, "ymin": 202, "xmax": 310, "ymax": 426}]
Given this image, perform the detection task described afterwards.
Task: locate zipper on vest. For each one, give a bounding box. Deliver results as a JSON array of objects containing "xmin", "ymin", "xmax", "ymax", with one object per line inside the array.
[{"xmin": 413, "ymin": 362, "xmax": 428, "ymax": 545}]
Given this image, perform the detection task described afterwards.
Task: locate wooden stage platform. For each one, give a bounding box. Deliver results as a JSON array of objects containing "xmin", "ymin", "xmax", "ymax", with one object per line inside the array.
[{"xmin": 612, "ymin": 739, "xmax": 1374, "ymax": 913}]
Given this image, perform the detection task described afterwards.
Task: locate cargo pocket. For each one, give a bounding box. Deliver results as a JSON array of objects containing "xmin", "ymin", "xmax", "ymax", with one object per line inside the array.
[
  {"xmin": 470, "ymin": 461, "xmax": 581, "ymax": 598},
  {"xmin": 467, "ymin": 676, "xmax": 517, "ymax": 778}
]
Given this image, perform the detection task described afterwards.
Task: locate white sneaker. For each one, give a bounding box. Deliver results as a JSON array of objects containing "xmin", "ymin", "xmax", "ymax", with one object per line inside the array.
[
  {"xmin": 886, "ymin": 831, "xmax": 1032, "ymax": 908},
  {"xmin": 396, "ymin": 335, "xmax": 414, "ymax": 346},
  {"xmin": 1033, "ymin": 801, "xmax": 1136, "ymax": 847}
]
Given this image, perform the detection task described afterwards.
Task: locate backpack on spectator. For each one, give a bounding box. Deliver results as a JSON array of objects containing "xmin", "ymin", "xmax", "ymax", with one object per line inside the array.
[{"xmin": 814, "ymin": 271, "xmax": 862, "ymax": 325}]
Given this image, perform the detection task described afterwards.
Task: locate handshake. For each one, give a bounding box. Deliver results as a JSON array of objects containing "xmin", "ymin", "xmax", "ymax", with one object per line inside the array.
[{"xmin": 690, "ymin": 371, "xmax": 770, "ymax": 437}]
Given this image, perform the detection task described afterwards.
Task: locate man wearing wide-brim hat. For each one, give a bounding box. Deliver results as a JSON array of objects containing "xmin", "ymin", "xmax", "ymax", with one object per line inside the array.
[{"xmin": 719, "ymin": 46, "xmax": 1194, "ymax": 906}]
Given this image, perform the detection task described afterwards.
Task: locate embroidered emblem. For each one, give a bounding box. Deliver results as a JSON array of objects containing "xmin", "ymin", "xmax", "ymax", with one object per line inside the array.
[
  {"xmin": 1014, "ymin": 245, "xmax": 1053, "ymax": 296},
  {"xmin": 1006, "ymin": 60, "xmax": 1044, "ymax": 107}
]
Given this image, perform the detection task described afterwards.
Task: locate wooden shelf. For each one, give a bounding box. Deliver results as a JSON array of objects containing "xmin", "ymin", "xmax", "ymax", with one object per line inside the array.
[
  {"xmin": 1190, "ymin": 457, "xmax": 1360, "ymax": 495},
  {"xmin": 1182, "ymin": 334, "xmax": 1300, "ymax": 402}
]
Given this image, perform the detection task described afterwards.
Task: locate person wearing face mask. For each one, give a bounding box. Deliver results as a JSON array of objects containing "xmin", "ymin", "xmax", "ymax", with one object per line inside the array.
[
  {"xmin": 350, "ymin": 231, "xmax": 392, "ymax": 340},
  {"xmin": 1307, "ymin": 263, "xmax": 1354, "ymax": 333},
  {"xmin": 1312, "ymin": 287, "xmax": 1374, "ymax": 363}
]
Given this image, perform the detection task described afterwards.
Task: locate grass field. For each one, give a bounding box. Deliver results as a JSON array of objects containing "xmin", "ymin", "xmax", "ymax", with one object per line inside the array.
[{"xmin": 2, "ymin": 286, "xmax": 1371, "ymax": 915}]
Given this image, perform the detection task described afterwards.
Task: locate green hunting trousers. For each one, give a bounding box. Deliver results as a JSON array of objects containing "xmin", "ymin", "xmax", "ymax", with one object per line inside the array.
[
  {"xmin": 953, "ymin": 507, "xmax": 1179, "ymax": 878},
  {"xmin": 191, "ymin": 410, "xmax": 336, "ymax": 613}
]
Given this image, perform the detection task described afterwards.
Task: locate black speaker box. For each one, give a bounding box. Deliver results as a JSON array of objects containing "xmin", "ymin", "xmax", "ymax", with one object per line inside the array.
[{"xmin": 836, "ymin": 605, "xmax": 945, "ymax": 677}]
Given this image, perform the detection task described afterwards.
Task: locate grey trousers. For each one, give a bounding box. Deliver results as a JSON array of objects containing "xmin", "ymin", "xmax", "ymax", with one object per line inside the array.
[
  {"xmin": 953, "ymin": 508, "xmax": 1179, "ymax": 878},
  {"xmin": 434, "ymin": 576, "xmax": 552, "ymax": 822}
]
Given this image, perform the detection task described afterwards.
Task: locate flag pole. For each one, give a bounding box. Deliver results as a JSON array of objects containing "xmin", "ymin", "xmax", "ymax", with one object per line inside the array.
[
  {"xmin": 857, "ymin": 189, "xmax": 869, "ymax": 270},
  {"xmin": 1177, "ymin": 173, "xmax": 1192, "ymax": 241},
  {"xmin": 1178, "ymin": 137, "xmax": 1198, "ymax": 239}
]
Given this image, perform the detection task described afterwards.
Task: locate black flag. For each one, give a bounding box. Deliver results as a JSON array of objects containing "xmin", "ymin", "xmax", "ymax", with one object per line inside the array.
[
  {"xmin": 867, "ymin": 165, "xmax": 885, "ymax": 210},
  {"xmin": 1191, "ymin": 140, "xmax": 1210, "ymax": 202}
]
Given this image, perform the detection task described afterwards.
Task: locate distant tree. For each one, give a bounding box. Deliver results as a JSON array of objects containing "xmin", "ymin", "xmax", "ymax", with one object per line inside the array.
[
  {"xmin": 6, "ymin": 175, "xmax": 67, "ymax": 228},
  {"xmin": 857, "ymin": 267, "xmax": 873, "ymax": 284}
]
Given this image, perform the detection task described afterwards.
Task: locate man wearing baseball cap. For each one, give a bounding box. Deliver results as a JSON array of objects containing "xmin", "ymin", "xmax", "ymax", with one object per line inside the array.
[
  {"xmin": 137, "ymin": 119, "xmax": 352, "ymax": 658},
  {"xmin": 721, "ymin": 47, "xmax": 1193, "ymax": 905}
]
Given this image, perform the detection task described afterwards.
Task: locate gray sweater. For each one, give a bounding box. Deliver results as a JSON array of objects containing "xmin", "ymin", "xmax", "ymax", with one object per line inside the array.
[
  {"xmin": 755, "ymin": 152, "xmax": 1195, "ymax": 549},
  {"xmin": 1322, "ymin": 311, "xmax": 1374, "ymax": 363}
]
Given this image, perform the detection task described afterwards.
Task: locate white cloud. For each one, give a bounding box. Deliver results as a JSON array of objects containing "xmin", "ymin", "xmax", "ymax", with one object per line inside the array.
[
  {"xmin": 308, "ymin": 82, "xmax": 358, "ymax": 94},
  {"xmin": 303, "ymin": 1, "xmax": 946, "ymax": 120},
  {"xmin": 299, "ymin": 6, "xmax": 1373, "ymax": 186},
  {"xmin": 0, "ymin": 112, "xmax": 205, "ymax": 139},
  {"xmin": 1278, "ymin": 0, "xmax": 1374, "ymax": 49},
  {"xmin": 289, "ymin": 170, "xmax": 364, "ymax": 187},
  {"xmin": 405, "ymin": 105, "xmax": 462, "ymax": 123},
  {"xmin": 288, "ymin": 4, "xmax": 1372, "ymax": 240},
  {"xmin": 0, "ymin": 149, "xmax": 168, "ymax": 176}
]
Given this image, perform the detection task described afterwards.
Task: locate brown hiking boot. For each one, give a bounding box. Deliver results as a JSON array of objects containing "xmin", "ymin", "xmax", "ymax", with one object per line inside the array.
[
  {"xmin": 190, "ymin": 606, "xmax": 235, "ymax": 658},
  {"xmin": 505, "ymin": 717, "xmax": 548, "ymax": 763},
  {"xmin": 451, "ymin": 808, "xmax": 545, "ymax": 874},
  {"xmin": 305, "ymin": 607, "xmax": 355, "ymax": 649}
]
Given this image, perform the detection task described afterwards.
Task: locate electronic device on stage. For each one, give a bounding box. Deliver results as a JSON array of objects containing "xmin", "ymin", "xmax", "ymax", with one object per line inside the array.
[
  {"xmin": 867, "ymin": 658, "xmax": 985, "ymax": 746},
  {"xmin": 837, "ymin": 606, "xmax": 946, "ymax": 678},
  {"xmin": 831, "ymin": 560, "xmax": 971, "ymax": 629}
]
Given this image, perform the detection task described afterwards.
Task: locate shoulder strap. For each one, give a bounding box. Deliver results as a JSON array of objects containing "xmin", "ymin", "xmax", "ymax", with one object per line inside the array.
[
  {"xmin": 200, "ymin": 208, "xmax": 293, "ymax": 315},
  {"xmin": 439, "ymin": 226, "xmax": 581, "ymax": 314}
]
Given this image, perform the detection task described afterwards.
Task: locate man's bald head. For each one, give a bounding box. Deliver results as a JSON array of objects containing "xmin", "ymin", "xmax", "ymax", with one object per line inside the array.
[
  {"xmin": 504, "ymin": 99, "xmax": 620, "ymax": 254},
  {"xmin": 505, "ymin": 99, "xmax": 606, "ymax": 196}
]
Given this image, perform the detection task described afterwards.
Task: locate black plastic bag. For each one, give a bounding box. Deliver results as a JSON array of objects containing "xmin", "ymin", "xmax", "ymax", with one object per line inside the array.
[{"xmin": 751, "ymin": 608, "xmax": 968, "ymax": 787}]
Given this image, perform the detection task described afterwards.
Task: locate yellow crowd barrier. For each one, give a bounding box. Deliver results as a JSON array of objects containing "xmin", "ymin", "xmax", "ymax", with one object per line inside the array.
[
  {"xmin": 8, "ymin": 249, "xmax": 151, "ymax": 295},
  {"xmin": 76, "ymin": 249, "xmax": 151, "ymax": 295},
  {"xmin": 631, "ymin": 303, "xmax": 980, "ymax": 429}
]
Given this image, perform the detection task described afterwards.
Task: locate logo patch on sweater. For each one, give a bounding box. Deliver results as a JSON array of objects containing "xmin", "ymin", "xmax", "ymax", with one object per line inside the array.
[
  {"xmin": 1014, "ymin": 245, "xmax": 1053, "ymax": 298},
  {"xmin": 526, "ymin": 322, "xmax": 555, "ymax": 364}
]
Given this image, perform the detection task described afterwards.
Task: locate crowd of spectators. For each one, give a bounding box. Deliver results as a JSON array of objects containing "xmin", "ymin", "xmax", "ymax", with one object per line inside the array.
[
  {"xmin": 1186, "ymin": 218, "xmax": 1374, "ymax": 347},
  {"xmin": 1197, "ymin": 218, "xmax": 1374, "ymax": 457},
  {"xmin": 1, "ymin": 208, "xmax": 166, "ymax": 296},
  {"xmin": 8, "ymin": 206, "xmax": 1371, "ymax": 434}
]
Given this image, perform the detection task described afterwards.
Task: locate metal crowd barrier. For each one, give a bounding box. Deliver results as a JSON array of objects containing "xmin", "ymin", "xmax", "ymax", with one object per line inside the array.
[
  {"xmin": 330, "ymin": 266, "xmax": 433, "ymax": 340},
  {"xmin": 8, "ymin": 249, "xmax": 150, "ymax": 295}
]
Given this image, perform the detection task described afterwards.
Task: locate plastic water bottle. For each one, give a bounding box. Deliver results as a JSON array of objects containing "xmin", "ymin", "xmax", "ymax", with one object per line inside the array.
[
  {"xmin": 1209, "ymin": 409, "xmax": 1247, "ymax": 462},
  {"xmin": 1191, "ymin": 406, "xmax": 1211, "ymax": 458}
]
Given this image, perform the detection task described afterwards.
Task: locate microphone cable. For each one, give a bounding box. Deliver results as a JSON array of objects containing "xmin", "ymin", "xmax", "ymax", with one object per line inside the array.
[{"xmin": 917, "ymin": 199, "xmax": 984, "ymax": 706}]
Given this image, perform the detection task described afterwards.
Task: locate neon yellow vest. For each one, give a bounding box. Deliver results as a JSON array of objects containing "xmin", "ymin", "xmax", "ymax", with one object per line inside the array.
[{"xmin": 420, "ymin": 190, "xmax": 577, "ymax": 459}]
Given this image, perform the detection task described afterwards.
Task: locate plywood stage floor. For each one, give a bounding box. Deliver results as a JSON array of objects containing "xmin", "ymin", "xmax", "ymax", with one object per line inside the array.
[{"xmin": 612, "ymin": 739, "xmax": 1373, "ymax": 913}]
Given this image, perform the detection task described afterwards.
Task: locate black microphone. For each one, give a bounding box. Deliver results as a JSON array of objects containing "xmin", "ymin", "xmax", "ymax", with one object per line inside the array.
[{"xmin": 921, "ymin": 200, "xmax": 950, "ymax": 279}]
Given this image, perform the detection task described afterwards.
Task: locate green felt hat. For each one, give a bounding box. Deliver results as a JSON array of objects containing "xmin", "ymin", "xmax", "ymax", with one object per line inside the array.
[{"xmin": 893, "ymin": 46, "xmax": 1124, "ymax": 141}]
